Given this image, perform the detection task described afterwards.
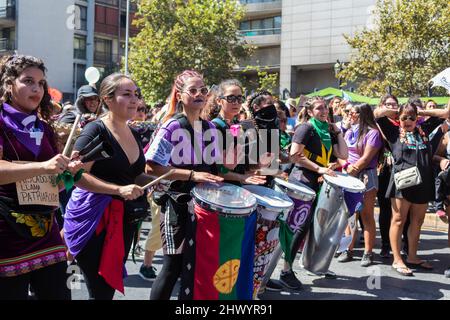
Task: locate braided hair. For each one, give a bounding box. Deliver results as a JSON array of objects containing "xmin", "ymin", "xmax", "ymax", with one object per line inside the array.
[
  {"xmin": 246, "ymin": 90, "xmax": 273, "ymax": 132},
  {"xmin": 162, "ymin": 70, "xmax": 204, "ymax": 123},
  {"xmin": 0, "ymin": 55, "xmax": 52, "ymax": 121}
]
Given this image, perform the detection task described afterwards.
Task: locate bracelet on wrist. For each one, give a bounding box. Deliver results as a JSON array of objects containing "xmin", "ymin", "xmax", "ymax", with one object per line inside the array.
[{"xmin": 188, "ymin": 170, "xmax": 194, "ymax": 182}]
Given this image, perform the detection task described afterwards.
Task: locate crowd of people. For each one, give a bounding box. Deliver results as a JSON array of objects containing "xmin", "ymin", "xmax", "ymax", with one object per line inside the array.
[{"xmin": 0, "ymin": 54, "xmax": 449, "ymax": 300}]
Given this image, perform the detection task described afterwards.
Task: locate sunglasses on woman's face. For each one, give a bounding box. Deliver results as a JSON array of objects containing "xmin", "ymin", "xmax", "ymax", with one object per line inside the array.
[
  {"xmin": 183, "ymin": 87, "xmax": 209, "ymax": 97},
  {"xmin": 400, "ymin": 115, "xmax": 417, "ymax": 122},
  {"xmin": 220, "ymin": 95, "xmax": 245, "ymax": 104}
]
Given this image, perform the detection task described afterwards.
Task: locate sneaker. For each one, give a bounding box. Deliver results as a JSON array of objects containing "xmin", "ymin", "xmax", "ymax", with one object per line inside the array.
[
  {"xmin": 380, "ymin": 247, "xmax": 391, "ymax": 259},
  {"xmin": 445, "ymin": 267, "xmax": 450, "ymax": 278},
  {"xmin": 265, "ymin": 279, "xmax": 283, "ymax": 291},
  {"xmin": 305, "ymin": 270, "xmax": 337, "ymax": 279},
  {"xmin": 361, "ymin": 252, "xmax": 374, "ymax": 267},
  {"xmin": 279, "ymin": 270, "xmax": 302, "ymax": 290},
  {"xmin": 337, "ymin": 250, "xmax": 354, "ymax": 263},
  {"xmin": 323, "ymin": 271, "xmax": 337, "ymax": 279},
  {"xmin": 334, "ymin": 251, "xmax": 343, "ymax": 258},
  {"xmin": 139, "ymin": 264, "xmax": 157, "ymax": 280}
]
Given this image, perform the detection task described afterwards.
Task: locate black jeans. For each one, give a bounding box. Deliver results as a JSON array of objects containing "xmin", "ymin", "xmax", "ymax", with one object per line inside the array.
[
  {"xmin": 0, "ymin": 261, "xmax": 70, "ymax": 300},
  {"xmin": 75, "ymin": 221, "xmax": 136, "ymax": 300},
  {"xmin": 150, "ymin": 254, "xmax": 183, "ymax": 300}
]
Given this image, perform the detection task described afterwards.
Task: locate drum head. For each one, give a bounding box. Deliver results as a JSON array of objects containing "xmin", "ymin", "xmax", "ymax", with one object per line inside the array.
[
  {"xmin": 324, "ymin": 172, "xmax": 366, "ymax": 193},
  {"xmin": 274, "ymin": 178, "xmax": 316, "ymax": 201},
  {"xmin": 243, "ymin": 185, "xmax": 293, "ymax": 212},
  {"xmin": 191, "ymin": 182, "xmax": 256, "ymax": 215}
]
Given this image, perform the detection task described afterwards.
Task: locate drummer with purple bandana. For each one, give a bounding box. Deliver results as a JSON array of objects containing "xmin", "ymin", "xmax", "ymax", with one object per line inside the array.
[{"xmin": 0, "ymin": 55, "xmax": 83, "ymax": 300}]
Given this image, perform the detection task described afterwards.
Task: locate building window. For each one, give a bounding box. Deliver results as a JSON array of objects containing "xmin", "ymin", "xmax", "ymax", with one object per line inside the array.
[
  {"xmin": 96, "ymin": 0, "xmax": 119, "ymax": 7},
  {"xmin": 73, "ymin": 63, "xmax": 86, "ymax": 92},
  {"xmin": 79, "ymin": 5, "xmax": 87, "ymax": 31},
  {"xmin": 94, "ymin": 38, "xmax": 112, "ymax": 64},
  {"xmin": 0, "ymin": 0, "xmax": 15, "ymax": 19},
  {"xmin": 0, "ymin": 27, "xmax": 15, "ymax": 52},
  {"xmin": 239, "ymin": 16, "xmax": 282, "ymax": 36},
  {"xmin": 74, "ymin": 35, "xmax": 87, "ymax": 60},
  {"xmin": 120, "ymin": 13, "xmax": 127, "ymax": 29}
]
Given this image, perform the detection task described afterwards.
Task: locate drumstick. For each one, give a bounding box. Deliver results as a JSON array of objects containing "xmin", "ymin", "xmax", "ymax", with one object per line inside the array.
[
  {"xmin": 142, "ymin": 169, "xmax": 175, "ymax": 190},
  {"xmin": 63, "ymin": 113, "xmax": 82, "ymax": 157}
]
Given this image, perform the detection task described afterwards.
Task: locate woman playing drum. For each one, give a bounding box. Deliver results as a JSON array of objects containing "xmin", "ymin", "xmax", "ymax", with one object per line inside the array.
[
  {"xmin": 285, "ymin": 96, "xmax": 348, "ymax": 285},
  {"xmin": 145, "ymin": 70, "xmax": 224, "ymax": 300}
]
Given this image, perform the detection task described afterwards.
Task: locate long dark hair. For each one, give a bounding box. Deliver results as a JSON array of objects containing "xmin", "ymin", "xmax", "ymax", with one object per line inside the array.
[
  {"xmin": 353, "ymin": 103, "xmax": 378, "ymax": 147},
  {"xmin": 0, "ymin": 55, "xmax": 52, "ymax": 120}
]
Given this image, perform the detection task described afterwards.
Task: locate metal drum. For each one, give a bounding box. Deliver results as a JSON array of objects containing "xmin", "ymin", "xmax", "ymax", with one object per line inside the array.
[
  {"xmin": 180, "ymin": 182, "xmax": 257, "ymax": 300},
  {"xmin": 273, "ymin": 178, "xmax": 316, "ymax": 232},
  {"xmin": 243, "ymin": 185, "xmax": 293, "ymax": 298},
  {"xmin": 301, "ymin": 172, "xmax": 365, "ymax": 274},
  {"xmin": 259, "ymin": 178, "xmax": 317, "ymax": 291}
]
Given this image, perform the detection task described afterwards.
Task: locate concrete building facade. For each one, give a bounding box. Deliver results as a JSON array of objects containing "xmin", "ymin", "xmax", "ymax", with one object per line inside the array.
[
  {"xmin": 0, "ymin": 0, "xmax": 138, "ymax": 101},
  {"xmin": 240, "ymin": 0, "xmax": 376, "ymax": 97}
]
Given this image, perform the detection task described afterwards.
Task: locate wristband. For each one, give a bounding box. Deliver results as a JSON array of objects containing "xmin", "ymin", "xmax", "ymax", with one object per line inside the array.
[
  {"xmin": 218, "ymin": 164, "xmax": 230, "ymax": 174},
  {"xmin": 188, "ymin": 170, "xmax": 194, "ymax": 182}
]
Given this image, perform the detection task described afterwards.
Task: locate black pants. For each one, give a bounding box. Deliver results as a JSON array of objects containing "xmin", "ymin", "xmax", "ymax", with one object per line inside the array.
[
  {"xmin": 378, "ymin": 166, "xmax": 409, "ymax": 251},
  {"xmin": 76, "ymin": 221, "xmax": 136, "ymax": 300},
  {"xmin": 150, "ymin": 254, "xmax": 183, "ymax": 300},
  {"xmin": 0, "ymin": 262, "xmax": 70, "ymax": 300}
]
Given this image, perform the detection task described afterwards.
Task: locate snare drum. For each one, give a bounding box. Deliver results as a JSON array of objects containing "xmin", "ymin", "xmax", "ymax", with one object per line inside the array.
[
  {"xmin": 180, "ymin": 183, "xmax": 257, "ymax": 300},
  {"xmin": 242, "ymin": 185, "xmax": 293, "ymax": 298},
  {"xmin": 302, "ymin": 172, "xmax": 365, "ymax": 274}
]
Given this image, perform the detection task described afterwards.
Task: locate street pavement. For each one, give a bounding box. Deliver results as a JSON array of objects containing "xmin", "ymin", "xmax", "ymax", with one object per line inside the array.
[{"xmin": 71, "ymin": 220, "xmax": 450, "ymax": 301}]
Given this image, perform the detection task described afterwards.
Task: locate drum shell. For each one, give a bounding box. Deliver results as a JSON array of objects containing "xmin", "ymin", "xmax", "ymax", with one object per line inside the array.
[
  {"xmin": 274, "ymin": 184, "xmax": 314, "ymax": 232},
  {"xmin": 181, "ymin": 202, "xmax": 257, "ymax": 300},
  {"xmin": 301, "ymin": 179, "xmax": 349, "ymax": 274},
  {"xmin": 253, "ymin": 207, "xmax": 281, "ymax": 298}
]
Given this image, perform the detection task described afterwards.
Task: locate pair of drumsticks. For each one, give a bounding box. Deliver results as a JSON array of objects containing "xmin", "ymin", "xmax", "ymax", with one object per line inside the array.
[{"xmin": 63, "ymin": 114, "xmax": 174, "ymax": 190}]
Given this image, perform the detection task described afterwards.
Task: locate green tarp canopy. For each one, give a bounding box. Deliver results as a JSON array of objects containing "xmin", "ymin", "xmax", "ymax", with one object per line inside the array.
[{"xmin": 296, "ymin": 87, "xmax": 449, "ymax": 106}]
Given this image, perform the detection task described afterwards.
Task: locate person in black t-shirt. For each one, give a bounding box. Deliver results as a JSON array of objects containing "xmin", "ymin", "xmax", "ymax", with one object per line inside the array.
[
  {"xmin": 290, "ymin": 97, "xmax": 348, "ymax": 191},
  {"xmin": 65, "ymin": 73, "xmax": 147, "ymax": 300},
  {"xmin": 277, "ymin": 97, "xmax": 348, "ymax": 287},
  {"xmin": 374, "ymin": 102, "xmax": 449, "ymax": 276}
]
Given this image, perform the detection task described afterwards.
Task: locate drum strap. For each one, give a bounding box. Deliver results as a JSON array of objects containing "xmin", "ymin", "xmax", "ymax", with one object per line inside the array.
[
  {"xmin": 171, "ymin": 113, "xmax": 217, "ymax": 173},
  {"xmin": 303, "ymin": 144, "xmax": 332, "ymax": 167}
]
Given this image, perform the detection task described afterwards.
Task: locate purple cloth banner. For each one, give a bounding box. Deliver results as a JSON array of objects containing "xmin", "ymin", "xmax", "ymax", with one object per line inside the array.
[{"xmin": 63, "ymin": 188, "xmax": 112, "ymax": 257}]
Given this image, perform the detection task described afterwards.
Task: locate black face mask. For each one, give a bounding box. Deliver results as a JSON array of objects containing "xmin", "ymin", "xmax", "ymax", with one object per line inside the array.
[{"xmin": 254, "ymin": 105, "xmax": 278, "ymax": 129}]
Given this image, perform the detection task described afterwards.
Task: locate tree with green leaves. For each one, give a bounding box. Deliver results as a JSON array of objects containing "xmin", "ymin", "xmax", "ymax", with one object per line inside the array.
[
  {"xmin": 128, "ymin": 0, "xmax": 253, "ymax": 103},
  {"xmin": 241, "ymin": 65, "xmax": 279, "ymax": 95},
  {"xmin": 339, "ymin": 0, "xmax": 450, "ymax": 97}
]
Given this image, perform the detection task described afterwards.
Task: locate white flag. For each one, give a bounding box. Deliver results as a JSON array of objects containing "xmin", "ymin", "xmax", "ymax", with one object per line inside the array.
[{"xmin": 429, "ymin": 67, "xmax": 450, "ymax": 92}]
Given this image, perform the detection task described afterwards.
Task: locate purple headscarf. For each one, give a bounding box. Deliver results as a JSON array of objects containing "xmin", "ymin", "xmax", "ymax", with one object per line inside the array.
[{"xmin": 1, "ymin": 103, "xmax": 45, "ymax": 157}]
